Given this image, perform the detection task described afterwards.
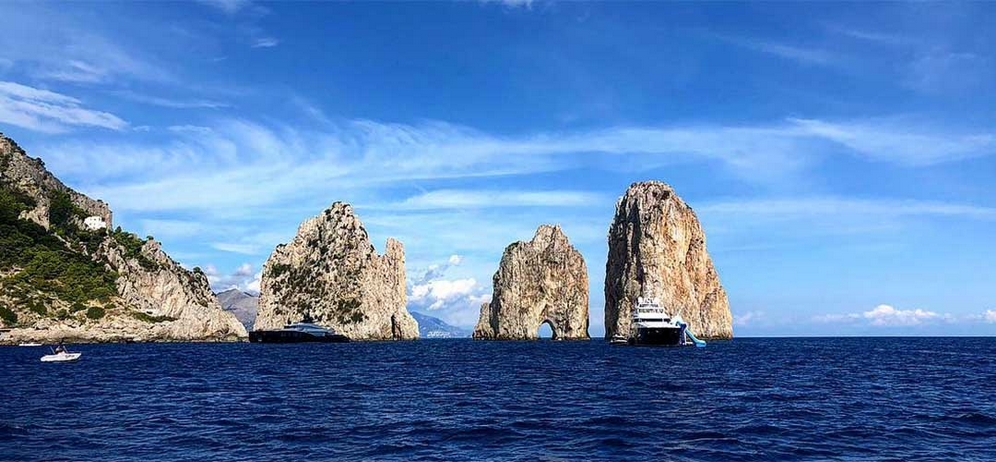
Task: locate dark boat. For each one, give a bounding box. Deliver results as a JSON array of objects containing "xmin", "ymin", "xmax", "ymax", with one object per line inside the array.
[{"xmin": 249, "ymin": 323, "xmax": 350, "ymax": 343}]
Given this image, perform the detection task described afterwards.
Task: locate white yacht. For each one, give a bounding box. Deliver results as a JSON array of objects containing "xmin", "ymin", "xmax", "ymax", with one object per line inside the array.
[{"xmin": 628, "ymin": 297, "xmax": 706, "ymax": 347}]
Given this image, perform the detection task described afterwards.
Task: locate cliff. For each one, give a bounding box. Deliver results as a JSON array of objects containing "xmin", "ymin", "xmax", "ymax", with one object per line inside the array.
[
  {"xmin": 474, "ymin": 225, "xmax": 589, "ymax": 340},
  {"xmin": 253, "ymin": 202, "xmax": 419, "ymax": 340},
  {"xmin": 0, "ymin": 134, "xmax": 246, "ymax": 343},
  {"xmin": 604, "ymin": 181, "xmax": 733, "ymax": 340}
]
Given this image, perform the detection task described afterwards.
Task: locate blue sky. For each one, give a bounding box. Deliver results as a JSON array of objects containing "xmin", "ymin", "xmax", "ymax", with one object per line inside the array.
[{"xmin": 1, "ymin": 1, "xmax": 994, "ymax": 336}]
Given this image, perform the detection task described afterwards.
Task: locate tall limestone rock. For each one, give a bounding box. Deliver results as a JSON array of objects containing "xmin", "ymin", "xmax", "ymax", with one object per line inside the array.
[
  {"xmin": 474, "ymin": 225, "xmax": 589, "ymax": 340},
  {"xmin": 605, "ymin": 181, "xmax": 733, "ymax": 340},
  {"xmin": 0, "ymin": 133, "xmax": 246, "ymax": 343},
  {"xmin": 254, "ymin": 202, "xmax": 418, "ymax": 340}
]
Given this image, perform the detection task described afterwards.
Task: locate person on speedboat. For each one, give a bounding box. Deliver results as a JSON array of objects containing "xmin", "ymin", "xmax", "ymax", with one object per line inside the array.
[{"xmin": 54, "ymin": 342, "xmax": 66, "ymax": 354}]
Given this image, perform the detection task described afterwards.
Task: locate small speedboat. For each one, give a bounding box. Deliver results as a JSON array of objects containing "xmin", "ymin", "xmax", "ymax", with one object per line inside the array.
[
  {"xmin": 609, "ymin": 334, "xmax": 629, "ymax": 345},
  {"xmin": 41, "ymin": 346, "xmax": 82, "ymax": 362},
  {"xmin": 18, "ymin": 342, "xmax": 43, "ymax": 347}
]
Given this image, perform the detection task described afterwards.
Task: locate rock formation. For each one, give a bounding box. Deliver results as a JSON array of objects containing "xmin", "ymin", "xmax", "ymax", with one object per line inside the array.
[
  {"xmin": 604, "ymin": 181, "xmax": 733, "ymax": 340},
  {"xmin": 253, "ymin": 202, "xmax": 418, "ymax": 340},
  {"xmin": 217, "ymin": 289, "xmax": 259, "ymax": 330},
  {"xmin": 474, "ymin": 225, "xmax": 589, "ymax": 340},
  {"xmin": 0, "ymin": 133, "xmax": 246, "ymax": 343}
]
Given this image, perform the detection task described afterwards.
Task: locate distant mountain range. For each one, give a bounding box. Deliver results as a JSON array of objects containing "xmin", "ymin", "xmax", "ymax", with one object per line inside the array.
[
  {"xmin": 216, "ymin": 289, "xmax": 258, "ymax": 331},
  {"xmin": 411, "ymin": 311, "xmax": 471, "ymax": 338}
]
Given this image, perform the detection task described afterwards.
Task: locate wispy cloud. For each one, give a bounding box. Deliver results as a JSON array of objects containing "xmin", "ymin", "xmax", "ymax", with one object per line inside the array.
[
  {"xmin": 0, "ymin": 5, "xmax": 171, "ymax": 85},
  {"xmin": 734, "ymin": 311, "xmax": 762, "ymax": 327},
  {"xmin": 388, "ymin": 190, "xmax": 607, "ymax": 210},
  {"xmin": 904, "ymin": 51, "xmax": 992, "ymax": 95},
  {"xmin": 790, "ymin": 118, "xmax": 995, "ymax": 166},
  {"xmin": 30, "ymin": 114, "xmax": 994, "ymax": 214},
  {"xmin": 714, "ymin": 34, "xmax": 839, "ymax": 67},
  {"xmin": 0, "ymin": 81, "xmax": 128, "ymax": 133},
  {"xmin": 112, "ymin": 90, "xmax": 229, "ymax": 109},
  {"xmin": 481, "ymin": 0, "xmax": 534, "ymax": 9},
  {"xmin": 197, "ymin": 0, "xmax": 256, "ymax": 15},
  {"xmin": 832, "ymin": 27, "xmax": 910, "ymax": 46},
  {"xmin": 251, "ymin": 37, "xmax": 279, "ymax": 48},
  {"xmin": 700, "ymin": 197, "xmax": 996, "ymax": 220}
]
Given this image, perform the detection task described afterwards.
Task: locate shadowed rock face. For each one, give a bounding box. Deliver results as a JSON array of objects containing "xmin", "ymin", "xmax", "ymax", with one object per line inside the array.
[
  {"xmin": 605, "ymin": 181, "xmax": 733, "ymax": 340},
  {"xmin": 474, "ymin": 225, "xmax": 589, "ymax": 340},
  {"xmin": 254, "ymin": 202, "xmax": 418, "ymax": 340}
]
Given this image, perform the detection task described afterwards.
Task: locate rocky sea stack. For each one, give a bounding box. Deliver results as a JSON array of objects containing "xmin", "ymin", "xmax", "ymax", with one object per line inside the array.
[
  {"xmin": 605, "ymin": 181, "xmax": 733, "ymax": 340},
  {"xmin": 0, "ymin": 134, "xmax": 246, "ymax": 343},
  {"xmin": 254, "ymin": 202, "xmax": 418, "ymax": 340},
  {"xmin": 474, "ymin": 225, "xmax": 589, "ymax": 340}
]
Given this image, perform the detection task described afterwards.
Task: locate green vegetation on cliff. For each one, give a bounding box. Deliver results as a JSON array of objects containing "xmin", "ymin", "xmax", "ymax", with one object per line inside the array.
[
  {"xmin": 0, "ymin": 185, "xmax": 118, "ymax": 318},
  {"xmin": 112, "ymin": 228, "xmax": 159, "ymax": 271}
]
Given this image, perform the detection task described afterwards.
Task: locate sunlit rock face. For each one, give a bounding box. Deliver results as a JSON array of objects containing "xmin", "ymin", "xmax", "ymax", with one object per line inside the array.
[
  {"xmin": 474, "ymin": 225, "xmax": 589, "ymax": 340},
  {"xmin": 0, "ymin": 133, "xmax": 246, "ymax": 343},
  {"xmin": 254, "ymin": 202, "xmax": 418, "ymax": 340},
  {"xmin": 604, "ymin": 181, "xmax": 733, "ymax": 340}
]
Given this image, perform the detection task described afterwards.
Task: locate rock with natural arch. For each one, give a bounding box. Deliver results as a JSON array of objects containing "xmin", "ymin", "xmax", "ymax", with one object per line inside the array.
[{"xmin": 473, "ymin": 225, "xmax": 589, "ymax": 340}]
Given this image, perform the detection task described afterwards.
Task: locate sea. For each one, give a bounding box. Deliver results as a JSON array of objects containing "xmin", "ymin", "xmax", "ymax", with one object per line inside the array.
[{"xmin": 2, "ymin": 338, "xmax": 995, "ymax": 461}]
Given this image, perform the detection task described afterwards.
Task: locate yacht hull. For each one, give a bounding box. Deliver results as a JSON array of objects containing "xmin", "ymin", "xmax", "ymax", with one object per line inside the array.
[
  {"xmin": 631, "ymin": 326, "xmax": 683, "ymax": 346},
  {"xmin": 249, "ymin": 330, "xmax": 350, "ymax": 343}
]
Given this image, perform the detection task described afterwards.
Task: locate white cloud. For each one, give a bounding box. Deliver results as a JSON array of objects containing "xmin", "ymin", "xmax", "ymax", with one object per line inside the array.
[
  {"xmin": 985, "ymin": 310, "xmax": 996, "ymax": 324},
  {"xmin": 814, "ymin": 304, "xmax": 946, "ymax": 327},
  {"xmin": 411, "ymin": 278, "xmax": 478, "ymax": 310},
  {"xmin": 252, "ymin": 37, "xmax": 279, "ymax": 48},
  {"xmin": 734, "ymin": 311, "xmax": 762, "ymax": 327},
  {"xmin": 407, "ymin": 255, "xmax": 490, "ymax": 327},
  {"xmin": 863, "ymin": 304, "xmax": 940, "ymax": 326},
  {"xmin": 0, "ymin": 81, "xmax": 127, "ymax": 133},
  {"xmin": 203, "ymin": 263, "xmax": 260, "ymax": 293}
]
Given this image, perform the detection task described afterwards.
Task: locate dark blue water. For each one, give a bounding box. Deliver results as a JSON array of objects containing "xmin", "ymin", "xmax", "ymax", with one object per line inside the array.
[{"xmin": 3, "ymin": 338, "xmax": 996, "ymax": 461}]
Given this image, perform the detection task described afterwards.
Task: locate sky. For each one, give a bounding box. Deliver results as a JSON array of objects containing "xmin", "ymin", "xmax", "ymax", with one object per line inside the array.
[{"xmin": 0, "ymin": 1, "xmax": 994, "ymax": 336}]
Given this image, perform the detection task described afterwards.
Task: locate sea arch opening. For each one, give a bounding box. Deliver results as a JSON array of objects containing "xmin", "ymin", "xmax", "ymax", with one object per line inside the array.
[{"xmin": 537, "ymin": 319, "xmax": 557, "ymax": 340}]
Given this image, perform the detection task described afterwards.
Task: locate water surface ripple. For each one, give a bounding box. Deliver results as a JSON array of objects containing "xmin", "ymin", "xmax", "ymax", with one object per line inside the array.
[{"xmin": 3, "ymin": 338, "xmax": 995, "ymax": 461}]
